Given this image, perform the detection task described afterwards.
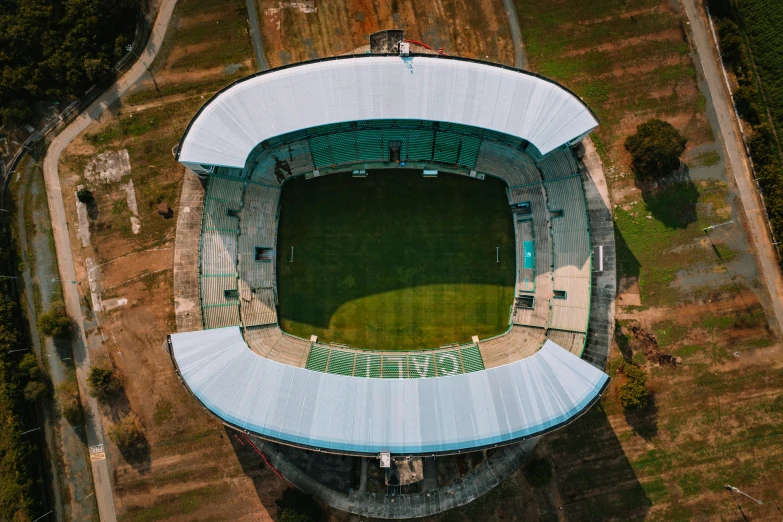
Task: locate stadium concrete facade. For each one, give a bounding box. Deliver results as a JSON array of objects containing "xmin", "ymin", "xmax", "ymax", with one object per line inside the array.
[{"xmin": 168, "ymin": 43, "xmax": 616, "ymax": 517}]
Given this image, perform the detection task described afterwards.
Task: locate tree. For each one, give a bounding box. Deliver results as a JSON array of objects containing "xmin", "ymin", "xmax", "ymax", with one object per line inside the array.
[
  {"xmin": 619, "ymin": 363, "xmax": 649, "ymax": 410},
  {"xmin": 56, "ymin": 378, "xmax": 83, "ymax": 425},
  {"xmin": 109, "ymin": 415, "xmax": 144, "ymax": 454},
  {"xmin": 87, "ymin": 366, "xmax": 119, "ymax": 400},
  {"xmin": 624, "ymin": 119, "xmax": 687, "ymax": 180},
  {"xmin": 76, "ymin": 188, "xmax": 93, "ymax": 203},
  {"xmin": 37, "ymin": 302, "xmax": 71, "ymax": 339},
  {"xmin": 24, "ymin": 381, "xmax": 48, "ymax": 402},
  {"xmin": 718, "ymin": 19, "xmax": 744, "ymax": 64},
  {"xmin": 275, "ymin": 489, "xmax": 323, "ymax": 522},
  {"xmin": 278, "ymin": 510, "xmax": 313, "ymax": 522},
  {"xmin": 523, "ymin": 456, "xmax": 553, "ymax": 487}
]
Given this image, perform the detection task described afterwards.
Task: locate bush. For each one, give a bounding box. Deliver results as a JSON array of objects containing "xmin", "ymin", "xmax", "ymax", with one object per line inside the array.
[
  {"xmin": 76, "ymin": 188, "xmax": 93, "ymax": 203},
  {"xmin": 523, "ymin": 456, "xmax": 553, "ymax": 488},
  {"xmin": 17, "ymin": 353, "xmax": 41, "ymax": 381},
  {"xmin": 624, "ymin": 119, "xmax": 687, "ymax": 180},
  {"xmin": 733, "ymin": 85, "xmax": 762, "ymax": 125},
  {"xmin": 718, "ymin": 19, "xmax": 744, "ymax": 64},
  {"xmin": 23, "ymin": 381, "xmax": 48, "ymax": 402},
  {"xmin": 619, "ymin": 363, "xmax": 649, "ymax": 410},
  {"xmin": 108, "ymin": 415, "xmax": 144, "ymax": 454},
  {"xmin": 278, "ymin": 510, "xmax": 313, "ymax": 522},
  {"xmin": 275, "ymin": 489, "xmax": 322, "ymax": 522},
  {"xmin": 87, "ymin": 366, "xmax": 119, "ymax": 400},
  {"xmin": 38, "ymin": 303, "xmax": 71, "ymax": 339},
  {"xmin": 56, "ymin": 378, "xmax": 84, "ymax": 425}
]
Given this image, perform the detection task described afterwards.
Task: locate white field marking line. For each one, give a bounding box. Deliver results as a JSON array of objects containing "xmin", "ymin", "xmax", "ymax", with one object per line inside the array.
[{"xmin": 291, "ymin": 246, "xmax": 294, "ymax": 263}]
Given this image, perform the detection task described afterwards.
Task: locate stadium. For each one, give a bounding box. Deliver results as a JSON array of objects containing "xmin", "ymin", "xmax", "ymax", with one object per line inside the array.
[{"xmin": 167, "ymin": 32, "xmax": 616, "ymax": 518}]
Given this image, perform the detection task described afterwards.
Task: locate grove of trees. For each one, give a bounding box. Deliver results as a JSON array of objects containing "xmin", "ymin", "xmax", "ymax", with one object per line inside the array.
[
  {"xmin": 0, "ymin": 0, "xmax": 140, "ymax": 125},
  {"xmin": 710, "ymin": 0, "xmax": 783, "ymax": 262},
  {"xmin": 0, "ymin": 296, "xmax": 46, "ymax": 519}
]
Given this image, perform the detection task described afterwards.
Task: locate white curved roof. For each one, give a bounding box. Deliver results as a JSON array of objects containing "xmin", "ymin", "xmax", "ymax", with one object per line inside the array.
[
  {"xmin": 170, "ymin": 327, "xmax": 609, "ymax": 455},
  {"xmin": 178, "ymin": 55, "xmax": 598, "ymax": 168}
]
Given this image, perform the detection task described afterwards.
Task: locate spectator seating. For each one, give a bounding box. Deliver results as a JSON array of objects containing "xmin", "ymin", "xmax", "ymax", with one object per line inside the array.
[
  {"xmin": 478, "ymin": 326, "xmax": 546, "ymax": 367},
  {"xmin": 303, "ymin": 343, "xmax": 485, "ymax": 378},
  {"xmin": 544, "ymin": 175, "xmax": 591, "ymax": 333},
  {"xmin": 537, "ymin": 146, "xmax": 580, "ymax": 180},
  {"xmin": 475, "ymin": 141, "xmax": 541, "ymax": 186}
]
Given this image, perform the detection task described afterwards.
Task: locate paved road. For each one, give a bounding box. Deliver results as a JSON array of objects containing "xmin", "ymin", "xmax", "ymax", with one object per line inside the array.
[
  {"xmin": 683, "ymin": 0, "xmax": 783, "ymax": 335},
  {"xmin": 501, "ymin": 0, "xmax": 528, "ymax": 69},
  {"xmin": 245, "ymin": 0, "xmax": 269, "ymax": 71},
  {"xmin": 41, "ymin": 0, "xmax": 179, "ymax": 519}
]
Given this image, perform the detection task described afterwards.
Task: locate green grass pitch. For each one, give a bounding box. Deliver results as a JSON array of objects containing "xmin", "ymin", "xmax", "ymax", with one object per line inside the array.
[{"xmin": 276, "ymin": 170, "xmax": 515, "ymax": 350}]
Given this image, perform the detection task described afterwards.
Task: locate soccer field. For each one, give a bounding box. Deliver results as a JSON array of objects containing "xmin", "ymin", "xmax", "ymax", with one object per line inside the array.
[{"xmin": 276, "ymin": 170, "xmax": 515, "ymax": 350}]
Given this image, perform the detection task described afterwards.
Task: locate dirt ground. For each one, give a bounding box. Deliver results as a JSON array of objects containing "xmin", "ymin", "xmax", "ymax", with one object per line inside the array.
[{"xmin": 257, "ymin": 0, "xmax": 515, "ymax": 67}]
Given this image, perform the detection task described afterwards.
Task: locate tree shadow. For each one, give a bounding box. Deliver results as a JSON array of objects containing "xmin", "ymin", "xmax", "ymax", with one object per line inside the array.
[
  {"xmin": 84, "ymin": 196, "xmax": 99, "ymax": 220},
  {"xmin": 614, "ymin": 222, "xmax": 641, "ymax": 284},
  {"xmin": 615, "ymin": 320, "xmax": 634, "ymax": 363},
  {"xmin": 115, "ymin": 426, "xmax": 151, "ymax": 474},
  {"xmin": 224, "ymin": 427, "xmax": 294, "ymax": 519},
  {"xmin": 624, "ymin": 393, "xmax": 659, "ymax": 441},
  {"xmin": 546, "ymin": 403, "xmax": 652, "ymax": 521},
  {"xmin": 637, "ymin": 167, "xmax": 699, "ymax": 229}
]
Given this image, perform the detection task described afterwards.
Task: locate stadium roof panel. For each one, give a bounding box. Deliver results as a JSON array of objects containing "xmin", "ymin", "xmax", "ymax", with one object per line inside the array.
[
  {"xmin": 178, "ymin": 55, "xmax": 599, "ymax": 168},
  {"xmin": 169, "ymin": 327, "xmax": 609, "ymax": 455}
]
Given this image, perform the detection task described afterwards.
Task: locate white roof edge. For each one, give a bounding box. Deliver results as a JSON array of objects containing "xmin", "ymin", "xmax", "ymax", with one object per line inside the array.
[
  {"xmin": 178, "ymin": 55, "xmax": 598, "ymax": 168},
  {"xmin": 169, "ymin": 327, "xmax": 609, "ymax": 455}
]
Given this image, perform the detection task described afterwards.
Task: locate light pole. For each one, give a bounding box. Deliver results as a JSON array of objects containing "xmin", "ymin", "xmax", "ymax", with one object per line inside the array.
[
  {"xmin": 703, "ymin": 221, "xmax": 749, "ymax": 309},
  {"xmin": 126, "ymin": 45, "xmax": 161, "ymax": 96}
]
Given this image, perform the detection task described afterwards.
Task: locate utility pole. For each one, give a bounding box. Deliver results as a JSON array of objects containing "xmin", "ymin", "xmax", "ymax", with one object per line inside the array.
[{"xmin": 126, "ymin": 45, "xmax": 161, "ymax": 96}]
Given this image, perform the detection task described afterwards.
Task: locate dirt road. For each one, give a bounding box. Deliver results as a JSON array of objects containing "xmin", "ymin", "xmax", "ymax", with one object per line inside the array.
[
  {"xmin": 683, "ymin": 0, "xmax": 783, "ymax": 336},
  {"xmin": 41, "ymin": 0, "xmax": 178, "ymax": 519}
]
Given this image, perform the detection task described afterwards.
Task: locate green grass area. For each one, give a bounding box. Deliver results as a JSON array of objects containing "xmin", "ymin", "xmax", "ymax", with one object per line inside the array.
[
  {"xmin": 276, "ymin": 170, "xmax": 515, "ymax": 350},
  {"xmin": 614, "ymin": 179, "xmax": 732, "ymax": 306},
  {"xmin": 515, "ymin": 0, "xmax": 711, "ymax": 163}
]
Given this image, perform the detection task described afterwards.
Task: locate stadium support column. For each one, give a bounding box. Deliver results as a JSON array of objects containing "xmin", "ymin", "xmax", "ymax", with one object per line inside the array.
[{"xmin": 358, "ymin": 458, "xmax": 369, "ymax": 493}]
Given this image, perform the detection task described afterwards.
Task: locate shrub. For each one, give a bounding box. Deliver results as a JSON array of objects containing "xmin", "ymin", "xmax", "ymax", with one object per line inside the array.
[
  {"xmin": 275, "ymin": 489, "xmax": 322, "ymax": 522},
  {"xmin": 733, "ymin": 85, "xmax": 762, "ymax": 125},
  {"xmin": 87, "ymin": 366, "xmax": 119, "ymax": 400},
  {"xmin": 523, "ymin": 456, "xmax": 553, "ymax": 488},
  {"xmin": 718, "ymin": 19, "xmax": 744, "ymax": 64},
  {"xmin": 624, "ymin": 119, "xmax": 687, "ymax": 180},
  {"xmin": 76, "ymin": 188, "xmax": 93, "ymax": 203},
  {"xmin": 38, "ymin": 303, "xmax": 71, "ymax": 339},
  {"xmin": 24, "ymin": 381, "xmax": 48, "ymax": 402},
  {"xmin": 56, "ymin": 379, "xmax": 84, "ymax": 425},
  {"xmin": 619, "ymin": 363, "xmax": 649, "ymax": 410},
  {"xmin": 17, "ymin": 353, "xmax": 41, "ymax": 381},
  {"xmin": 278, "ymin": 510, "xmax": 313, "ymax": 522},
  {"xmin": 109, "ymin": 415, "xmax": 144, "ymax": 454}
]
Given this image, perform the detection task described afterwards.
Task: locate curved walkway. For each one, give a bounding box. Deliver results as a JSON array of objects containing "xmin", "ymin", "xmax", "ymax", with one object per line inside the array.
[
  {"xmin": 501, "ymin": 0, "xmax": 528, "ymax": 69},
  {"xmin": 245, "ymin": 0, "xmax": 269, "ymax": 71},
  {"xmin": 41, "ymin": 1, "xmax": 178, "ymax": 519}
]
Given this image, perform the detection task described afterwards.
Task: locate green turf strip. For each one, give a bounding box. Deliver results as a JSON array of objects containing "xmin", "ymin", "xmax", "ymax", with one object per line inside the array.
[{"xmin": 277, "ymin": 170, "xmax": 515, "ymax": 350}]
